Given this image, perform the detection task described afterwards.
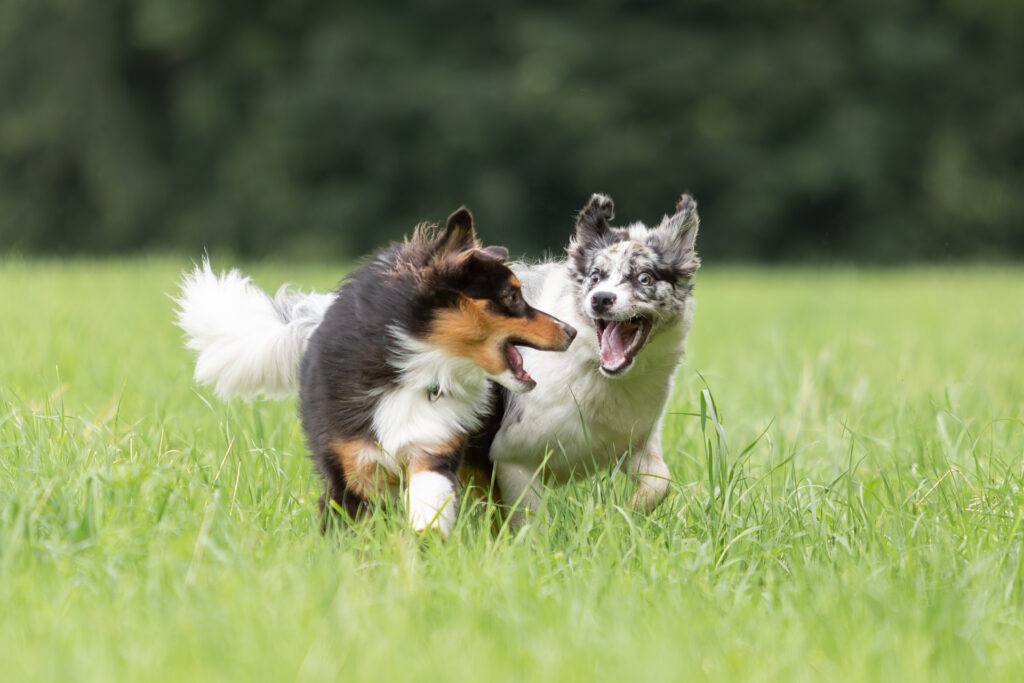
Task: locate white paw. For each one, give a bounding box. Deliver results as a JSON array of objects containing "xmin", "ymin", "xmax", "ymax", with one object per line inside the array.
[
  {"xmin": 407, "ymin": 471, "xmax": 457, "ymax": 536},
  {"xmin": 631, "ymin": 462, "xmax": 671, "ymax": 513}
]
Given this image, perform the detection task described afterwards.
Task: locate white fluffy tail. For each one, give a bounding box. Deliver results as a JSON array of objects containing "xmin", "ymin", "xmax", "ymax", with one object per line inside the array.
[{"xmin": 175, "ymin": 259, "xmax": 335, "ymax": 400}]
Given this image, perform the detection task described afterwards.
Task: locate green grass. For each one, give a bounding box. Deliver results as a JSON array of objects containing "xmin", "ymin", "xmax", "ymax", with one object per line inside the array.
[{"xmin": 1, "ymin": 259, "xmax": 1022, "ymax": 682}]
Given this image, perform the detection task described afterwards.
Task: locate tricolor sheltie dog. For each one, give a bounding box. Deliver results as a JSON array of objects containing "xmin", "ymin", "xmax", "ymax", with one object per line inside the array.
[
  {"xmin": 465, "ymin": 193, "xmax": 701, "ymax": 522},
  {"xmin": 176, "ymin": 208, "xmax": 576, "ymax": 535}
]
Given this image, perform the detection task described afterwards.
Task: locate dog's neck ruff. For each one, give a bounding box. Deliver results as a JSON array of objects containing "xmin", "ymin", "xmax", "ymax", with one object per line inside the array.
[
  {"xmin": 388, "ymin": 328, "xmax": 486, "ymax": 401},
  {"xmin": 370, "ymin": 328, "xmax": 492, "ymax": 458}
]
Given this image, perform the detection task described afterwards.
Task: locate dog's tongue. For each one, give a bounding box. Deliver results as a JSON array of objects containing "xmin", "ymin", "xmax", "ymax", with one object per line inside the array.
[
  {"xmin": 505, "ymin": 344, "xmax": 535, "ymax": 388},
  {"xmin": 599, "ymin": 321, "xmax": 636, "ymax": 369}
]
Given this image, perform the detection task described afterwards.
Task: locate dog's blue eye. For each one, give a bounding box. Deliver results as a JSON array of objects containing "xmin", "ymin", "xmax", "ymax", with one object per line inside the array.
[{"xmin": 637, "ymin": 272, "xmax": 655, "ymax": 286}]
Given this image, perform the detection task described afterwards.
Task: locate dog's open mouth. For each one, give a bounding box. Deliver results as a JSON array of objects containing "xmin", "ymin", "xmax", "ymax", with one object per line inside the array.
[
  {"xmin": 504, "ymin": 343, "xmax": 536, "ymax": 389},
  {"xmin": 594, "ymin": 316, "xmax": 652, "ymax": 375}
]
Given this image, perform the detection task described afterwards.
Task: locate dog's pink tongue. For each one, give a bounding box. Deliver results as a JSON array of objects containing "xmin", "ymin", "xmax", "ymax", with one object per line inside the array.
[{"xmin": 599, "ymin": 322, "xmax": 629, "ymax": 368}]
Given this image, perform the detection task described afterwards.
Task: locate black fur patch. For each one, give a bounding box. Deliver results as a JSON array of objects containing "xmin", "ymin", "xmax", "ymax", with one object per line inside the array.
[{"xmin": 461, "ymin": 385, "xmax": 506, "ymax": 485}]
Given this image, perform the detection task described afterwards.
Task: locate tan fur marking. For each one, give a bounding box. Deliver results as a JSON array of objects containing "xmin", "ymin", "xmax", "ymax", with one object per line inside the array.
[
  {"xmin": 505, "ymin": 312, "xmax": 573, "ymax": 350},
  {"xmin": 457, "ymin": 464, "xmax": 496, "ymax": 503},
  {"xmin": 426, "ymin": 299, "xmax": 507, "ymax": 375},
  {"xmin": 329, "ymin": 438, "xmax": 398, "ymax": 499},
  {"xmin": 408, "ymin": 435, "xmax": 468, "ymax": 475},
  {"xmin": 426, "ymin": 296, "xmax": 571, "ymax": 375}
]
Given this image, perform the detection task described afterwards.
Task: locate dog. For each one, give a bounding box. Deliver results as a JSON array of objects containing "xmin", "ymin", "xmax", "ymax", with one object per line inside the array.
[
  {"xmin": 176, "ymin": 207, "xmax": 576, "ymax": 535},
  {"xmin": 463, "ymin": 193, "xmax": 701, "ymax": 522}
]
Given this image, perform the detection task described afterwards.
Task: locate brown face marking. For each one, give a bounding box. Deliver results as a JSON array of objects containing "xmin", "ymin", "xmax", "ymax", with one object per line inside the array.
[
  {"xmin": 509, "ymin": 308, "xmax": 575, "ymax": 349},
  {"xmin": 426, "ymin": 294, "xmax": 572, "ymax": 375},
  {"xmin": 329, "ymin": 438, "xmax": 399, "ymax": 500},
  {"xmin": 426, "ymin": 298, "xmax": 507, "ymax": 375}
]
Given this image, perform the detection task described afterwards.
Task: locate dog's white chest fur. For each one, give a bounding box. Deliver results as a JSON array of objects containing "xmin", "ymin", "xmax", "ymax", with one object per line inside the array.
[
  {"xmin": 490, "ymin": 263, "xmax": 693, "ymax": 483},
  {"xmin": 373, "ymin": 332, "xmax": 492, "ymax": 459}
]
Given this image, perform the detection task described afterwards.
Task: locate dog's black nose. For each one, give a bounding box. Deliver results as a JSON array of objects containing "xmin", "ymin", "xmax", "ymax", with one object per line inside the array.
[
  {"xmin": 562, "ymin": 323, "xmax": 577, "ymax": 342},
  {"xmin": 590, "ymin": 291, "xmax": 616, "ymax": 313}
]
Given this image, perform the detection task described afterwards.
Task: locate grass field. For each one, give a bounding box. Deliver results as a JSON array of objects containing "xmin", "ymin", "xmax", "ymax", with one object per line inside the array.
[{"xmin": 1, "ymin": 259, "xmax": 1022, "ymax": 682}]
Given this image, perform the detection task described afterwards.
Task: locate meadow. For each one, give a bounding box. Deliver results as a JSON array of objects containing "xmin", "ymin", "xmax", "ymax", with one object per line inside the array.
[{"xmin": 1, "ymin": 259, "xmax": 1022, "ymax": 682}]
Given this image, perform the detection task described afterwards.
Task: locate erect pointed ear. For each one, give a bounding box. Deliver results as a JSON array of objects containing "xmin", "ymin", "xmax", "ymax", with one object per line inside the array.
[
  {"xmin": 654, "ymin": 193, "xmax": 701, "ymax": 277},
  {"xmin": 575, "ymin": 193, "xmax": 615, "ymax": 246},
  {"xmin": 435, "ymin": 206, "xmax": 478, "ymax": 255},
  {"xmin": 663, "ymin": 194, "xmax": 699, "ymax": 250}
]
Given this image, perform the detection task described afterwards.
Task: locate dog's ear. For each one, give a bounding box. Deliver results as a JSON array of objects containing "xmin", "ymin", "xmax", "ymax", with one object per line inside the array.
[
  {"xmin": 653, "ymin": 194, "xmax": 701, "ymax": 278},
  {"xmin": 574, "ymin": 194, "xmax": 615, "ymax": 246},
  {"xmin": 440, "ymin": 247, "xmax": 511, "ymax": 299},
  {"xmin": 435, "ymin": 206, "xmax": 478, "ymax": 255},
  {"xmin": 479, "ymin": 245, "xmax": 509, "ymax": 263},
  {"xmin": 568, "ymin": 194, "xmax": 618, "ymax": 279}
]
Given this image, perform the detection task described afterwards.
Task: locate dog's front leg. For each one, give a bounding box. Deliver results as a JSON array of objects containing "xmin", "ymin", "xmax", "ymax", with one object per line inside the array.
[
  {"xmin": 407, "ymin": 442, "xmax": 464, "ymax": 536},
  {"xmin": 495, "ymin": 462, "xmax": 544, "ymax": 529},
  {"xmin": 628, "ymin": 435, "xmax": 672, "ymax": 513}
]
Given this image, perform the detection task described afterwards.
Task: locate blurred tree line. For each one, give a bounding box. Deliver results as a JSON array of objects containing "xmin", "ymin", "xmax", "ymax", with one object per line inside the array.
[{"xmin": 1, "ymin": 0, "xmax": 1022, "ymax": 262}]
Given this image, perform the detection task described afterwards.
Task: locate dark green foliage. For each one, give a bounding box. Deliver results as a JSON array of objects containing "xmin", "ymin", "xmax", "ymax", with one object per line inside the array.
[{"xmin": 2, "ymin": 1, "xmax": 1022, "ymax": 261}]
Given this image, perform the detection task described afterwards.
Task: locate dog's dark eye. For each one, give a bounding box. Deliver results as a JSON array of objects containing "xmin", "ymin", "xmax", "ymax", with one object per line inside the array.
[
  {"xmin": 588, "ymin": 270, "xmax": 602, "ymax": 285},
  {"xmin": 637, "ymin": 272, "xmax": 655, "ymax": 286},
  {"xmin": 505, "ymin": 289, "xmax": 523, "ymax": 307}
]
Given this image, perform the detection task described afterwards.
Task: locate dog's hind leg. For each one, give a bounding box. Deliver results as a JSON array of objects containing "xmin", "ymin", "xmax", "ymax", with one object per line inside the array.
[
  {"xmin": 317, "ymin": 438, "xmax": 395, "ymax": 531},
  {"xmin": 317, "ymin": 487, "xmax": 367, "ymax": 532}
]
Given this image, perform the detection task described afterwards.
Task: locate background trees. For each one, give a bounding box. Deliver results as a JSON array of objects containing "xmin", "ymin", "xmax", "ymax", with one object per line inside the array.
[{"xmin": 2, "ymin": 0, "xmax": 1021, "ymax": 261}]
